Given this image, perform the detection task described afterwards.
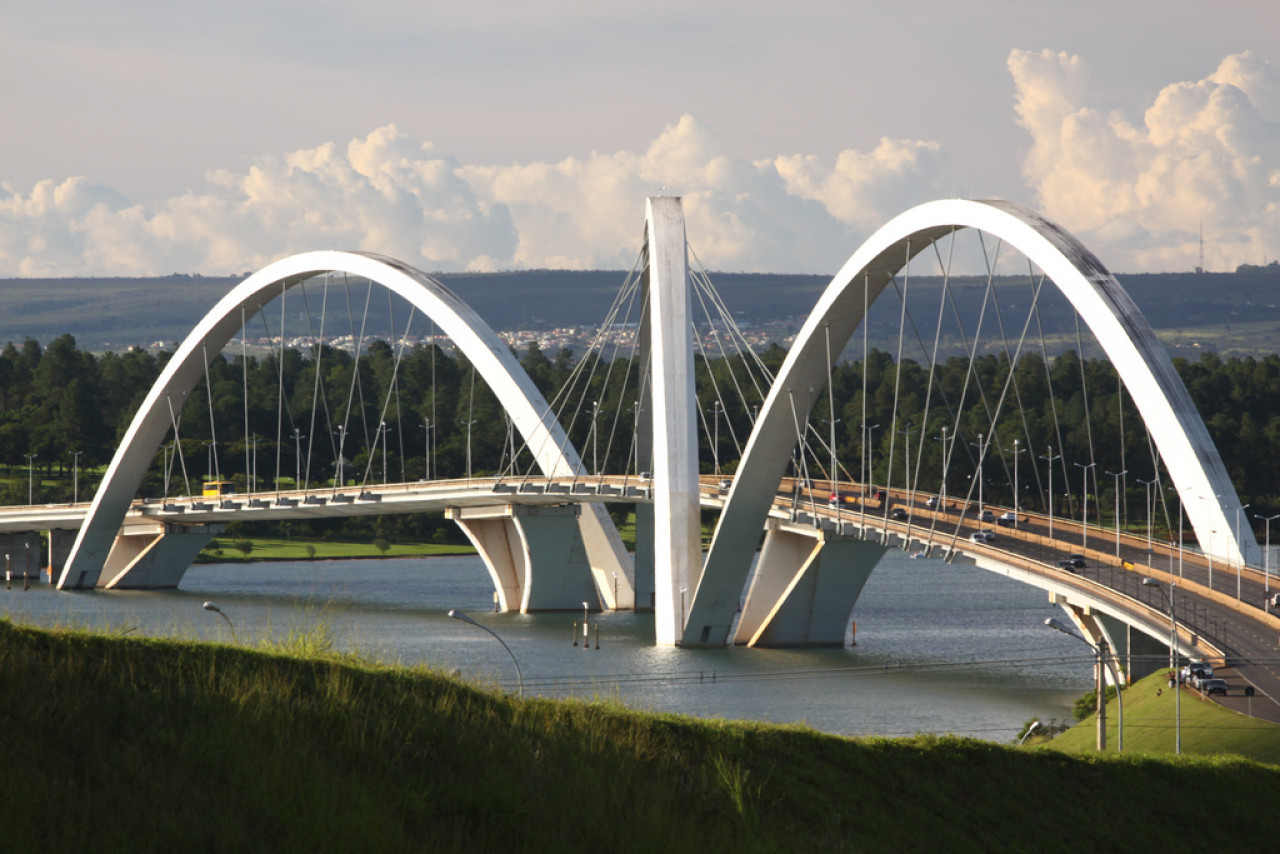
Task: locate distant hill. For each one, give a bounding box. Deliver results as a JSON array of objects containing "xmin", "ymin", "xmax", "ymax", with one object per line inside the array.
[{"xmin": 2, "ymin": 266, "xmax": 1278, "ymax": 357}]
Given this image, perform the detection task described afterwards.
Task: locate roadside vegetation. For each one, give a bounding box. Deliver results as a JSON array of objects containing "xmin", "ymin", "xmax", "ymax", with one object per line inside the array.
[{"xmin": 2, "ymin": 619, "xmax": 1279, "ymax": 852}]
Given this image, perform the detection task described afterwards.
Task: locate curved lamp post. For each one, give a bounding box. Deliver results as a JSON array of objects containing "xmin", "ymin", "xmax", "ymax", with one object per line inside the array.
[
  {"xmin": 448, "ymin": 609, "xmax": 523, "ymax": 698},
  {"xmin": 202, "ymin": 601, "xmax": 238, "ymax": 644},
  {"xmin": 1046, "ymin": 617, "xmax": 1123, "ymax": 752}
]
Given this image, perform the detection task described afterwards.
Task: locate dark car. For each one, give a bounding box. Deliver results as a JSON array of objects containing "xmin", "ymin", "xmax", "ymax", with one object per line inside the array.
[
  {"xmin": 1199, "ymin": 678, "xmax": 1228, "ymax": 696},
  {"xmin": 1056, "ymin": 559, "xmax": 1077, "ymax": 572},
  {"xmin": 1067, "ymin": 554, "xmax": 1086, "ymax": 568},
  {"xmin": 890, "ymin": 507, "xmax": 908, "ymax": 521}
]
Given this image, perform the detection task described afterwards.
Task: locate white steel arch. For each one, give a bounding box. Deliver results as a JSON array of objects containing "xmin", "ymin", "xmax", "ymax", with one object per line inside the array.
[
  {"xmin": 685, "ymin": 198, "xmax": 1258, "ymax": 646},
  {"xmin": 57, "ymin": 250, "xmax": 630, "ymax": 591}
]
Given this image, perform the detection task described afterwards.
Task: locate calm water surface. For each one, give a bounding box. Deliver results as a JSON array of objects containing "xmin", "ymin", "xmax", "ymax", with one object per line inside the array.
[{"xmin": 2, "ymin": 551, "xmax": 1090, "ymax": 741}]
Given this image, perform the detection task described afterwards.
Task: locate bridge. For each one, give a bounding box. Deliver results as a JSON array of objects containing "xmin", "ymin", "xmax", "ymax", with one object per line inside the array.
[{"xmin": 7, "ymin": 195, "xmax": 1280, "ymax": 710}]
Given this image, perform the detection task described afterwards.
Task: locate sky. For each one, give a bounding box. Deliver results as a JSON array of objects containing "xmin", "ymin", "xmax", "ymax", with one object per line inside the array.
[{"xmin": 2, "ymin": 1, "xmax": 1279, "ymax": 278}]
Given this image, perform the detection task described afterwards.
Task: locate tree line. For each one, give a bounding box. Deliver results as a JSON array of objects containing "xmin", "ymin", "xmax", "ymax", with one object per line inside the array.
[{"xmin": 2, "ymin": 333, "xmax": 1278, "ymax": 542}]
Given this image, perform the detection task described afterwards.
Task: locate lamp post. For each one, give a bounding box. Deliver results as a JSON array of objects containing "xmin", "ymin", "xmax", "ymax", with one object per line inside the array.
[
  {"xmin": 1256, "ymin": 513, "xmax": 1280, "ymax": 597},
  {"xmin": 1007, "ymin": 438, "xmax": 1026, "ymax": 522},
  {"xmin": 427, "ymin": 419, "xmax": 437, "ymax": 481},
  {"xmin": 710, "ymin": 401, "xmax": 722, "ymax": 477},
  {"xmin": 334, "ymin": 425, "xmax": 347, "ymax": 487},
  {"xmin": 861, "ymin": 423, "xmax": 880, "ymax": 495},
  {"xmin": 24, "ymin": 453, "xmax": 36, "ymax": 505},
  {"xmin": 1168, "ymin": 486, "xmax": 1184, "ymax": 580},
  {"xmin": 591, "ymin": 400, "xmax": 600, "ymax": 476},
  {"xmin": 294, "ymin": 428, "xmax": 305, "ymax": 491},
  {"xmin": 379, "ymin": 421, "xmax": 389, "ymax": 485},
  {"xmin": 463, "ymin": 420, "xmax": 477, "ymax": 480},
  {"xmin": 1234, "ymin": 504, "xmax": 1251, "ymax": 601},
  {"xmin": 824, "ymin": 415, "xmax": 840, "ymax": 498},
  {"xmin": 202, "ymin": 601, "xmax": 238, "ymax": 644},
  {"xmin": 899, "ymin": 422, "xmax": 917, "ymax": 507},
  {"xmin": 1074, "ymin": 462, "xmax": 1097, "ymax": 551},
  {"xmin": 1105, "ymin": 469, "xmax": 1128, "ymax": 559},
  {"xmin": 1137, "ymin": 477, "xmax": 1157, "ymax": 556},
  {"xmin": 1046, "ymin": 617, "xmax": 1123, "ymax": 752},
  {"xmin": 970, "ymin": 432, "xmax": 986, "ymax": 516},
  {"xmin": 448, "ymin": 609, "xmax": 523, "ymax": 698},
  {"xmin": 1018, "ymin": 720, "xmax": 1041, "ymax": 747},
  {"xmin": 1199, "ymin": 494, "xmax": 1221, "ymax": 591},
  {"xmin": 1040, "ymin": 446, "xmax": 1061, "ymax": 539},
  {"xmin": 1142, "ymin": 578, "xmax": 1181, "ymax": 754},
  {"xmin": 935, "ymin": 426, "xmax": 954, "ymax": 508},
  {"xmin": 69, "ymin": 449, "xmax": 83, "ymax": 504}
]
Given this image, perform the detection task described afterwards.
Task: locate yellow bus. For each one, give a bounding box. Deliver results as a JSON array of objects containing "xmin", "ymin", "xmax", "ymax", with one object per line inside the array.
[{"xmin": 202, "ymin": 481, "xmax": 235, "ymax": 497}]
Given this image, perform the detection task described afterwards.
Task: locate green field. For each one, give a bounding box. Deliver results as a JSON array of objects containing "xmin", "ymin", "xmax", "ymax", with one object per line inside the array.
[
  {"xmin": 196, "ymin": 537, "xmax": 475, "ymax": 562},
  {"xmin": 2, "ymin": 620, "xmax": 1279, "ymax": 852}
]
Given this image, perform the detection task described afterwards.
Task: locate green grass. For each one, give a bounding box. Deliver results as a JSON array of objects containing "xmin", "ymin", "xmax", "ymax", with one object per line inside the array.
[
  {"xmin": 1048, "ymin": 670, "xmax": 1280, "ymax": 763},
  {"xmin": 3, "ymin": 620, "xmax": 1280, "ymax": 852},
  {"xmin": 197, "ymin": 537, "xmax": 474, "ymax": 562}
]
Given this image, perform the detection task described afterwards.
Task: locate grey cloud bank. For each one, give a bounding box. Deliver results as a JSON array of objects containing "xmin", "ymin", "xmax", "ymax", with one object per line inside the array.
[{"xmin": 1, "ymin": 50, "xmax": 1278, "ymax": 278}]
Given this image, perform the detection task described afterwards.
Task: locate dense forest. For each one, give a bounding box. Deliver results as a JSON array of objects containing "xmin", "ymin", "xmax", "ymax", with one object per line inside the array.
[{"xmin": 2, "ymin": 333, "xmax": 1278, "ymax": 542}]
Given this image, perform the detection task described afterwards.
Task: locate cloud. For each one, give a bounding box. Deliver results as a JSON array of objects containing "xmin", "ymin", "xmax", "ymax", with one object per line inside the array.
[
  {"xmin": 1010, "ymin": 48, "xmax": 1280, "ymax": 272},
  {"xmin": 0, "ymin": 117, "xmax": 952, "ymax": 277}
]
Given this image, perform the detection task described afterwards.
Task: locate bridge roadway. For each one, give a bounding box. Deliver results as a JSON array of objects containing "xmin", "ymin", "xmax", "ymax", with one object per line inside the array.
[{"xmin": 4, "ymin": 474, "xmax": 1280, "ymax": 716}]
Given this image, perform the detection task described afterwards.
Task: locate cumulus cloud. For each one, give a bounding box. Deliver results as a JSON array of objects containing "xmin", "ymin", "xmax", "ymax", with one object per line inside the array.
[
  {"xmin": 0, "ymin": 117, "xmax": 952, "ymax": 277},
  {"xmin": 1010, "ymin": 48, "xmax": 1280, "ymax": 272}
]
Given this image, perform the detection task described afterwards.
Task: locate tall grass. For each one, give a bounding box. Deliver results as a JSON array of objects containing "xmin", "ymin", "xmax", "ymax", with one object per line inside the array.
[{"xmin": 2, "ymin": 619, "xmax": 1280, "ymax": 852}]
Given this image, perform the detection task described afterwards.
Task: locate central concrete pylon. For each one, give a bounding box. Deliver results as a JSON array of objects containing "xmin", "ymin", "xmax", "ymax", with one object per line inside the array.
[{"xmin": 644, "ymin": 196, "xmax": 702, "ymax": 646}]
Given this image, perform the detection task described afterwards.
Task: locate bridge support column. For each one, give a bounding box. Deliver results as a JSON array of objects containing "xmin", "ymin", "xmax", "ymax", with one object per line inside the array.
[
  {"xmin": 1054, "ymin": 602, "xmax": 1129, "ymax": 688},
  {"xmin": 447, "ymin": 504, "xmax": 601, "ymax": 612},
  {"xmin": 734, "ymin": 524, "xmax": 886, "ymax": 647},
  {"xmin": 99, "ymin": 523, "xmax": 224, "ymax": 589},
  {"xmin": 46, "ymin": 529, "xmax": 76, "ymax": 584}
]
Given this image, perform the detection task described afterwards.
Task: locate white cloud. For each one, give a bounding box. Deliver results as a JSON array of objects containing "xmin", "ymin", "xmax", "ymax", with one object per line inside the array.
[
  {"xmin": 0, "ymin": 117, "xmax": 952, "ymax": 277},
  {"xmin": 1010, "ymin": 48, "xmax": 1280, "ymax": 272}
]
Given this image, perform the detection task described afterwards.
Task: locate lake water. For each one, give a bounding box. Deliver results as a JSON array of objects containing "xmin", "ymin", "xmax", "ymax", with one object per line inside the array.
[{"xmin": 1, "ymin": 550, "xmax": 1091, "ymax": 742}]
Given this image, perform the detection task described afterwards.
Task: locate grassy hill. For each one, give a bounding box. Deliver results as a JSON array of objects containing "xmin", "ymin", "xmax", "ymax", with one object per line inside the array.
[
  {"xmin": 2, "ymin": 620, "xmax": 1279, "ymax": 852},
  {"xmin": 1050, "ymin": 671, "xmax": 1280, "ymax": 763}
]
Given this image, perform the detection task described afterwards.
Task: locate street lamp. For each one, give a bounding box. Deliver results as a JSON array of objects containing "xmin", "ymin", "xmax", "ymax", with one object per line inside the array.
[
  {"xmin": 294, "ymin": 428, "xmax": 306, "ymax": 491},
  {"xmin": 69, "ymin": 449, "xmax": 83, "ymax": 504},
  {"xmin": 427, "ymin": 419, "xmax": 437, "ymax": 481},
  {"xmin": 379, "ymin": 421, "xmax": 389, "ymax": 485},
  {"xmin": 709, "ymin": 401, "xmax": 722, "ymax": 477},
  {"xmin": 1007, "ymin": 438, "xmax": 1026, "ymax": 521},
  {"xmin": 824, "ymin": 415, "xmax": 840, "ymax": 499},
  {"xmin": 1199, "ymin": 494, "xmax": 1221, "ymax": 591},
  {"xmin": 1168, "ymin": 486, "xmax": 1185, "ymax": 581},
  {"xmin": 1045, "ymin": 617, "xmax": 1123, "ymax": 752},
  {"xmin": 1074, "ymin": 462, "xmax": 1097, "ymax": 551},
  {"xmin": 900, "ymin": 422, "xmax": 918, "ymax": 506},
  {"xmin": 202, "ymin": 601, "xmax": 238, "ymax": 644},
  {"xmin": 591, "ymin": 400, "xmax": 600, "ymax": 476},
  {"xmin": 1137, "ymin": 477, "xmax": 1157, "ymax": 555},
  {"xmin": 463, "ymin": 420, "xmax": 477, "ymax": 480},
  {"xmin": 1234, "ymin": 504, "xmax": 1251, "ymax": 601},
  {"xmin": 334, "ymin": 425, "xmax": 347, "ymax": 487},
  {"xmin": 1105, "ymin": 469, "xmax": 1128, "ymax": 559},
  {"xmin": 24, "ymin": 453, "xmax": 36, "ymax": 505},
  {"xmin": 970, "ymin": 432, "xmax": 987, "ymax": 516},
  {"xmin": 860, "ymin": 423, "xmax": 880, "ymax": 494},
  {"xmin": 1040, "ymin": 446, "xmax": 1061, "ymax": 539},
  {"xmin": 1018, "ymin": 720, "xmax": 1041, "ymax": 747},
  {"xmin": 1256, "ymin": 513, "xmax": 1280, "ymax": 597},
  {"xmin": 448, "ymin": 609, "xmax": 523, "ymax": 698},
  {"xmin": 935, "ymin": 426, "xmax": 954, "ymax": 507},
  {"xmin": 1142, "ymin": 578, "xmax": 1181, "ymax": 755}
]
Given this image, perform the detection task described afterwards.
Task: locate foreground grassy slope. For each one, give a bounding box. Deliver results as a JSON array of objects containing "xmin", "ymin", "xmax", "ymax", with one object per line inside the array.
[{"xmin": 2, "ymin": 621, "xmax": 1279, "ymax": 853}]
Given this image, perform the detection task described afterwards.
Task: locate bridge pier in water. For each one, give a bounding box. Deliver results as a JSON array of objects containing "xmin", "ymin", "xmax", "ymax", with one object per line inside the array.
[
  {"xmin": 447, "ymin": 504, "xmax": 612, "ymax": 612},
  {"xmin": 96, "ymin": 522, "xmax": 224, "ymax": 589},
  {"xmin": 736, "ymin": 523, "xmax": 886, "ymax": 647}
]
